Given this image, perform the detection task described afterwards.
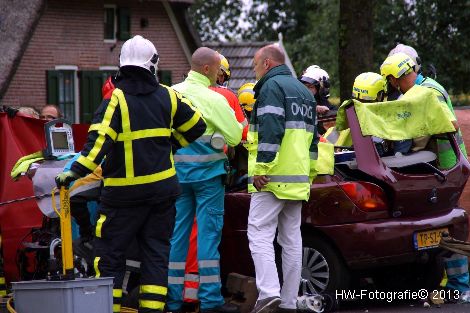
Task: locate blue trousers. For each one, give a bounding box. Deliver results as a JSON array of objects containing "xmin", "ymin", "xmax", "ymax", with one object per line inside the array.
[{"xmin": 167, "ymin": 176, "xmax": 225, "ymax": 310}]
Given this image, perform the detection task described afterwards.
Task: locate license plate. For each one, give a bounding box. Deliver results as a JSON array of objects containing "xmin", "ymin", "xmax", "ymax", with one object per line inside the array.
[{"xmin": 413, "ymin": 228, "xmax": 448, "ymax": 250}]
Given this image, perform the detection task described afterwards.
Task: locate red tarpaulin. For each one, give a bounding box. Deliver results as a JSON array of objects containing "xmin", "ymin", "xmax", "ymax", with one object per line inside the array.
[{"xmin": 0, "ymin": 113, "xmax": 88, "ymax": 282}]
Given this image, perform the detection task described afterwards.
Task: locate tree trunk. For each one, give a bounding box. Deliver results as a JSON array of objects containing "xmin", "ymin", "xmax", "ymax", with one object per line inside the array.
[{"xmin": 338, "ymin": 0, "xmax": 374, "ymax": 102}]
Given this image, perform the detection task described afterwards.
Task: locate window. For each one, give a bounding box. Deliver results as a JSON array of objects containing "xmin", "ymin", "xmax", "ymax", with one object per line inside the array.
[
  {"xmin": 104, "ymin": 5, "xmax": 130, "ymax": 41},
  {"xmin": 104, "ymin": 6, "xmax": 115, "ymax": 41},
  {"xmin": 79, "ymin": 70, "xmax": 117, "ymax": 123},
  {"xmin": 47, "ymin": 70, "xmax": 77, "ymax": 122}
]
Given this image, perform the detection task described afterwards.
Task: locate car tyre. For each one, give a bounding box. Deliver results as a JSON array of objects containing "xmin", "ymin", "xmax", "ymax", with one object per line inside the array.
[{"xmin": 300, "ymin": 235, "xmax": 350, "ymax": 296}]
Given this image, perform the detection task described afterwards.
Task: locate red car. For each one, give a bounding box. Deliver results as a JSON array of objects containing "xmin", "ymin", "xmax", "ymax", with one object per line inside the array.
[{"xmin": 220, "ymin": 105, "xmax": 470, "ymax": 296}]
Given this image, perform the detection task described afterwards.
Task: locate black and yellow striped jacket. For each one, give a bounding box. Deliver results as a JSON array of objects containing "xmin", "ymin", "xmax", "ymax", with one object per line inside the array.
[{"xmin": 72, "ymin": 67, "xmax": 206, "ymax": 206}]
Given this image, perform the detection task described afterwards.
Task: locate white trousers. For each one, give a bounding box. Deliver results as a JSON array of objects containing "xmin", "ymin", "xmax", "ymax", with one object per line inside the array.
[{"xmin": 248, "ymin": 191, "xmax": 302, "ymax": 309}]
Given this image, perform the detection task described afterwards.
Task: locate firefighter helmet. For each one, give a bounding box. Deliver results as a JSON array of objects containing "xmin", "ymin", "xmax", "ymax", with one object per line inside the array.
[
  {"xmin": 352, "ymin": 72, "xmax": 387, "ymax": 101},
  {"xmin": 119, "ymin": 35, "xmax": 159, "ymax": 74},
  {"xmin": 237, "ymin": 82, "xmax": 256, "ymax": 111},
  {"xmin": 380, "ymin": 52, "xmax": 416, "ymax": 79}
]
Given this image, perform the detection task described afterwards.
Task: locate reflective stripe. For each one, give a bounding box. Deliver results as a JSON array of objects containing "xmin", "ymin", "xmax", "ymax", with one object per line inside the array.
[
  {"xmin": 177, "ymin": 113, "xmax": 202, "ymax": 133},
  {"xmin": 285, "ymin": 121, "xmax": 315, "ymax": 133},
  {"xmin": 198, "ymin": 260, "xmax": 219, "ymax": 268},
  {"xmin": 258, "ymin": 143, "xmax": 280, "ymax": 152},
  {"xmin": 185, "ymin": 273, "xmax": 199, "ymax": 282},
  {"xmin": 446, "ymin": 265, "xmax": 468, "ymax": 276},
  {"xmin": 241, "ymin": 119, "xmax": 248, "ymax": 127},
  {"xmin": 168, "ymin": 276, "xmax": 185, "ymax": 284},
  {"xmin": 257, "ymin": 106, "xmax": 285, "ymax": 117},
  {"xmin": 104, "ymin": 166, "xmax": 176, "ymax": 186},
  {"xmin": 173, "ymin": 130, "xmax": 190, "ymax": 147},
  {"xmin": 116, "ymin": 128, "xmax": 171, "ymax": 141},
  {"xmin": 249, "ymin": 124, "xmax": 258, "ymax": 132},
  {"xmin": 113, "ymin": 289, "xmax": 123, "ymax": 298},
  {"xmin": 162, "ymin": 85, "xmax": 177, "ymax": 128},
  {"xmin": 310, "ymin": 152, "xmax": 318, "ymax": 160},
  {"xmin": 77, "ymin": 155, "xmax": 99, "ymax": 171},
  {"xmin": 86, "ymin": 91, "xmax": 120, "ymax": 164},
  {"xmin": 438, "ymin": 134, "xmax": 464, "ymax": 152},
  {"xmin": 126, "ymin": 259, "xmax": 141, "ymax": 268},
  {"xmin": 113, "ymin": 304, "xmax": 121, "ymax": 313},
  {"xmin": 437, "ymin": 95, "xmax": 446, "ymax": 103},
  {"xmin": 422, "ymin": 81, "xmax": 449, "ymax": 100},
  {"xmin": 196, "ymin": 135, "xmax": 212, "ymax": 143},
  {"xmin": 94, "ymin": 257, "xmax": 101, "ymax": 277},
  {"xmin": 88, "ymin": 123, "xmax": 118, "ymax": 140},
  {"xmin": 248, "ymin": 175, "xmax": 310, "ymax": 184},
  {"xmin": 173, "ymin": 153, "xmax": 226, "ymax": 163},
  {"xmin": 116, "ymin": 91, "xmax": 134, "ymax": 179},
  {"xmin": 0, "ymin": 277, "xmax": 5, "ymax": 284},
  {"xmin": 140, "ymin": 285, "xmax": 168, "ymax": 296},
  {"xmin": 0, "ymin": 290, "xmax": 6, "ymax": 296},
  {"xmin": 95, "ymin": 214, "xmax": 106, "ymax": 238},
  {"xmin": 199, "ymin": 275, "xmax": 221, "ymax": 284},
  {"xmin": 184, "ymin": 287, "xmax": 199, "ymax": 300},
  {"xmin": 169, "ymin": 261, "xmax": 186, "ymax": 270},
  {"xmin": 140, "ymin": 299, "xmax": 165, "ymax": 310}
]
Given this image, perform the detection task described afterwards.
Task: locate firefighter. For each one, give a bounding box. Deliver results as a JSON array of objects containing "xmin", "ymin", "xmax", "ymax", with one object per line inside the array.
[
  {"xmin": 167, "ymin": 47, "xmax": 242, "ymax": 313},
  {"xmin": 299, "ymin": 65, "xmax": 333, "ymax": 115},
  {"xmin": 380, "ymin": 52, "xmax": 459, "ymax": 158},
  {"xmin": 387, "ymin": 43, "xmax": 467, "ymax": 167},
  {"xmin": 55, "ymin": 35, "xmax": 206, "ymax": 313}
]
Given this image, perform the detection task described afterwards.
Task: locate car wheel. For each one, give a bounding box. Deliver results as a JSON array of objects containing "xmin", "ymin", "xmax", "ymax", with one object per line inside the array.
[{"xmin": 300, "ymin": 235, "xmax": 350, "ymax": 295}]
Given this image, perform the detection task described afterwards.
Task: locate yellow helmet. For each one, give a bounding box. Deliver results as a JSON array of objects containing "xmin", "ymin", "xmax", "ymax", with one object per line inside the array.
[
  {"xmin": 380, "ymin": 52, "xmax": 416, "ymax": 79},
  {"xmin": 237, "ymin": 82, "xmax": 256, "ymax": 111},
  {"xmin": 218, "ymin": 52, "xmax": 231, "ymax": 79},
  {"xmin": 352, "ymin": 72, "xmax": 387, "ymax": 101}
]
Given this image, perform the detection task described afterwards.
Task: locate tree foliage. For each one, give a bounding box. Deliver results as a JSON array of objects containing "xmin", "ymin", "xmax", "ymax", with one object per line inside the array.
[{"xmin": 189, "ymin": 0, "xmax": 470, "ymax": 96}]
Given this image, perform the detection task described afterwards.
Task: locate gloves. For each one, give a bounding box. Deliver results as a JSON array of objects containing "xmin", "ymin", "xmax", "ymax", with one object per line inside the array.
[{"xmin": 55, "ymin": 170, "xmax": 80, "ymax": 188}]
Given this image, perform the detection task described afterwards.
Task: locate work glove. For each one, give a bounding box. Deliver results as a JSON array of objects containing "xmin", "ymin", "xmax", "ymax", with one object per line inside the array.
[{"xmin": 55, "ymin": 170, "xmax": 80, "ymax": 188}]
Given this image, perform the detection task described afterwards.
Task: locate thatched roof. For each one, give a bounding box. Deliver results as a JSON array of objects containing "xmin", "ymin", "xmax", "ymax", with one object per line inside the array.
[{"xmin": 0, "ymin": 0, "xmax": 46, "ymax": 101}]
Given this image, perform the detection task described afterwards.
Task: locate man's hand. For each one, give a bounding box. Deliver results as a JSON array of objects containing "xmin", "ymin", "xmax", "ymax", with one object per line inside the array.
[
  {"xmin": 253, "ymin": 175, "xmax": 270, "ymax": 191},
  {"xmin": 55, "ymin": 170, "xmax": 79, "ymax": 188},
  {"xmin": 316, "ymin": 105, "xmax": 330, "ymax": 115}
]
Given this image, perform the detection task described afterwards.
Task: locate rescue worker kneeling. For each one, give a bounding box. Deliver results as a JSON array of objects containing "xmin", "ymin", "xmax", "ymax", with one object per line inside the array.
[{"xmin": 56, "ymin": 35, "xmax": 206, "ymax": 313}]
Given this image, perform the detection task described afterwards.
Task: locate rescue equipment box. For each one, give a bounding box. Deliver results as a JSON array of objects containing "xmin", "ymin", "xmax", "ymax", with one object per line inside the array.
[{"xmin": 12, "ymin": 277, "xmax": 113, "ymax": 313}]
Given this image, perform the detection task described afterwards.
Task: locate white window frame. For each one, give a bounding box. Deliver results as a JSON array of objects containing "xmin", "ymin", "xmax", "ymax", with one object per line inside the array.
[
  {"xmin": 55, "ymin": 65, "xmax": 79, "ymax": 123},
  {"xmin": 104, "ymin": 4, "xmax": 117, "ymax": 43}
]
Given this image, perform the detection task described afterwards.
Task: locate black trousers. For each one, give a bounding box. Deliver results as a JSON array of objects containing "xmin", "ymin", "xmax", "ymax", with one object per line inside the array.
[{"xmin": 94, "ymin": 198, "xmax": 176, "ymax": 313}]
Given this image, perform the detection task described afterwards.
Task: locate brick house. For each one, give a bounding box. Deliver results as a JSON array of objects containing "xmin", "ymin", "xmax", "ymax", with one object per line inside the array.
[{"xmin": 0, "ymin": 0, "xmax": 200, "ymax": 123}]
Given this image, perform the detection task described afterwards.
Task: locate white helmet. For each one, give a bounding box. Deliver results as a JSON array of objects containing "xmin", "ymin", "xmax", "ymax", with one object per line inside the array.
[
  {"xmin": 388, "ymin": 43, "xmax": 421, "ymax": 73},
  {"xmin": 300, "ymin": 65, "xmax": 330, "ymax": 87},
  {"xmin": 120, "ymin": 35, "xmax": 159, "ymax": 73}
]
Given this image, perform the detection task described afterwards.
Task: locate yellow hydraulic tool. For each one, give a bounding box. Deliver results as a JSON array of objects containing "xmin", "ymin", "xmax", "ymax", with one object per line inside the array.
[{"xmin": 52, "ymin": 187, "xmax": 75, "ymax": 280}]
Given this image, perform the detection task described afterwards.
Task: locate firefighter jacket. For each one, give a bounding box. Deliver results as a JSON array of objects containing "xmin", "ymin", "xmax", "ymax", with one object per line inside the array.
[
  {"xmin": 418, "ymin": 76, "xmax": 467, "ymax": 167},
  {"xmin": 172, "ymin": 71, "xmax": 243, "ymax": 183},
  {"xmin": 71, "ymin": 66, "xmax": 206, "ymax": 206},
  {"xmin": 246, "ymin": 64, "xmax": 318, "ymax": 201}
]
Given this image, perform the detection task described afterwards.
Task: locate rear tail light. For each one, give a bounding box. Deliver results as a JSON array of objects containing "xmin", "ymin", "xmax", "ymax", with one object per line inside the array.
[{"xmin": 339, "ymin": 181, "xmax": 388, "ymax": 212}]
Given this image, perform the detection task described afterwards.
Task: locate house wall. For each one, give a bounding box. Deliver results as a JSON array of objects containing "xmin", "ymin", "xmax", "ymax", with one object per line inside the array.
[{"xmin": 2, "ymin": 0, "xmax": 190, "ymax": 113}]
